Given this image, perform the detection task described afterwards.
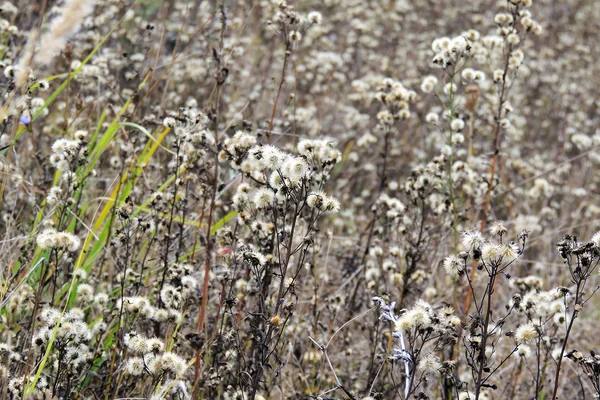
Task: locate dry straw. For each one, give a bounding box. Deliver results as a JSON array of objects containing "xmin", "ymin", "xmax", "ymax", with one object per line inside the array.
[{"xmin": 35, "ymin": 0, "xmax": 97, "ymax": 66}]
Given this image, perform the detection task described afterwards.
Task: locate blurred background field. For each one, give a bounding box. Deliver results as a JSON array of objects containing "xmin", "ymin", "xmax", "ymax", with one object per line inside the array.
[{"xmin": 1, "ymin": 0, "xmax": 600, "ymax": 399}]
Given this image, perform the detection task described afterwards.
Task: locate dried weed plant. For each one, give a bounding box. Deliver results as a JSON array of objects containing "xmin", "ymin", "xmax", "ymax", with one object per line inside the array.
[{"xmin": 0, "ymin": 0, "xmax": 600, "ymax": 399}]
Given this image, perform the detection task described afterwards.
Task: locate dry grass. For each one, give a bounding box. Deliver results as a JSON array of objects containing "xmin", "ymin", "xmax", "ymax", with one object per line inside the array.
[{"xmin": 0, "ymin": 0, "xmax": 600, "ymax": 399}]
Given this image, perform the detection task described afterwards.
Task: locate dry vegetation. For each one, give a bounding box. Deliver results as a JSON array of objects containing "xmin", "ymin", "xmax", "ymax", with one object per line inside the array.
[{"xmin": 1, "ymin": 0, "xmax": 600, "ymax": 399}]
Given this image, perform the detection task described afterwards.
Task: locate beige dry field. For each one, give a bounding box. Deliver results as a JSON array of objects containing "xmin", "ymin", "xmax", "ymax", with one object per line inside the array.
[{"xmin": 1, "ymin": 0, "xmax": 600, "ymax": 399}]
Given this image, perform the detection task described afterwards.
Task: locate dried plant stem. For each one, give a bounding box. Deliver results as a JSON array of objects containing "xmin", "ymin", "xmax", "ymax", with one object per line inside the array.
[
  {"xmin": 446, "ymin": 69, "xmax": 460, "ymax": 251},
  {"xmin": 193, "ymin": 6, "xmax": 227, "ymax": 396},
  {"xmin": 463, "ymin": 40, "xmax": 512, "ymax": 316},
  {"xmin": 267, "ymin": 43, "xmax": 291, "ymax": 144},
  {"xmin": 192, "ymin": 154, "xmax": 218, "ymax": 389},
  {"xmin": 309, "ymin": 336, "xmax": 358, "ymax": 400},
  {"xmin": 550, "ymin": 281, "xmax": 582, "ymax": 400},
  {"xmin": 473, "ymin": 273, "xmax": 498, "ymax": 400}
]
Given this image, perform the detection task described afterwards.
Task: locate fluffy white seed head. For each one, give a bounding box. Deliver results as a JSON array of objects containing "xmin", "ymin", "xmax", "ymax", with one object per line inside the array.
[{"xmin": 515, "ymin": 323, "xmax": 537, "ymax": 343}]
